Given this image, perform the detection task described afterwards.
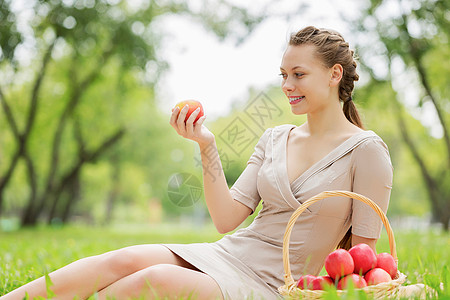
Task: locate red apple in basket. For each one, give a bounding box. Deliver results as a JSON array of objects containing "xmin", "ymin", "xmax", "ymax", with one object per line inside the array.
[
  {"xmin": 348, "ymin": 243, "xmax": 377, "ymax": 275},
  {"xmin": 297, "ymin": 274, "xmax": 316, "ymax": 289},
  {"xmin": 364, "ymin": 267, "xmax": 392, "ymax": 285},
  {"xmin": 173, "ymin": 100, "xmax": 204, "ymax": 123},
  {"xmin": 325, "ymin": 249, "xmax": 354, "ymax": 280},
  {"xmin": 311, "ymin": 275, "xmax": 335, "ymax": 290},
  {"xmin": 337, "ymin": 274, "xmax": 367, "ymax": 289},
  {"xmin": 376, "ymin": 253, "xmax": 398, "ymax": 278}
]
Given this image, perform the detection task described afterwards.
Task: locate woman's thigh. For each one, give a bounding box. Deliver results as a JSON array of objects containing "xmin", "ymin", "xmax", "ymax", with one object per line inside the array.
[
  {"xmin": 98, "ymin": 263, "xmax": 222, "ymax": 300},
  {"xmin": 104, "ymin": 244, "xmax": 196, "ymax": 270},
  {"xmin": 81, "ymin": 244, "xmax": 200, "ymax": 298}
]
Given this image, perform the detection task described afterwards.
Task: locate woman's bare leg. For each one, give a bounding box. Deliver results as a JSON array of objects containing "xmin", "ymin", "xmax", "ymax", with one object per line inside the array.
[
  {"xmin": 97, "ymin": 264, "xmax": 222, "ymax": 300},
  {"xmin": 0, "ymin": 245, "xmax": 196, "ymax": 300}
]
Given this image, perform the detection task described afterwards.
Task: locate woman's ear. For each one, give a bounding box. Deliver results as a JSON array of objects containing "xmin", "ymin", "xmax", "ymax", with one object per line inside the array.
[{"xmin": 329, "ymin": 64, "xmax": 343, "ymax": 87}]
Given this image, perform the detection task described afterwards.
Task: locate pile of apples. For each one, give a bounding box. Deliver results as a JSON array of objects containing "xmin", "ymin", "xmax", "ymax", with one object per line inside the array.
[{"xmin": 297, "ymin": 243, "xmax": 398, "ymax": 290}]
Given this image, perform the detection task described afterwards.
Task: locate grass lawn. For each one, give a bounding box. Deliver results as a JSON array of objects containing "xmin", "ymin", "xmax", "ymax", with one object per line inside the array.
[{"xmin": 0, "ymin": 223, "xmax": 448, "ymax": 299}]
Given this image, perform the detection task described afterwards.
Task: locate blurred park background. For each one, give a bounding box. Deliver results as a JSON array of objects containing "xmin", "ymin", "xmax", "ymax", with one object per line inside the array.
[{"xmin": 0, "ymin": 0, "xmax": 449, "ymax": 233}]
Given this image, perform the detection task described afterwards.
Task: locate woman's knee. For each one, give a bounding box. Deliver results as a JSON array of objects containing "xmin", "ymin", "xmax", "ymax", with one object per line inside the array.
[
  {"xmin": 95, "ymin": 246, "xmax": 147, "ymax": 277},
  {"xmin": 141, "ymin": 264, "xmax": 175, "ymax": 291}
]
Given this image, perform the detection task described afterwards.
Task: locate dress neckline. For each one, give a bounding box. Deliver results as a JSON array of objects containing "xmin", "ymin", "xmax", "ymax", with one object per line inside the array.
[
  {"xmin": 283, "ymin": 125, "xmax": 371, "ymax": 187},
  {"xmin": 270, "ymin": 125, "xmax": 378, "ymax": 210}
]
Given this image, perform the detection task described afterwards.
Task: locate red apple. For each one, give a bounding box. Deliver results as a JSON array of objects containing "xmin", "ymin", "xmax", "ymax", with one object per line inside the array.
[
  {"xmin": 376, "ymin": 253, "xmax": 398, "ymax": 279},
  {"xmin": 311, "ymin": 275, "xmax": 335, "ymax": 290},
  {"xmin": 174, "ymin": 100, "xmax": 204, "ymax": 123},
  {"xmin": 297, "ymin": 275, "xmax": 316, "ymax": 290},
  {"xmin": 325, "ymin": 249, "xmax": 354, "ymax": 280},
  {"xmin": 337, "ymin": 274, "xmax": 367, "ymax": 289},
  {"xmin": 364, "ymin": 267, "xmax": 392, "ymax": 285},
  {"xmin": 348, "ymin": 243, "xmax": 377, "ymax": 275}
]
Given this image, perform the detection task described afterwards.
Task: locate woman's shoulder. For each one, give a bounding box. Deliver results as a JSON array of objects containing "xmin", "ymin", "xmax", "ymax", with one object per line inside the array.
[
  {"xmin": 358, "ymin": 130, "xmax": 388, "ymax": 147},
  {"xmin": 352, "ymin": 131, "xmax": 391, "ymax": 162},
  {"xmin": 350, "ymin": 131, "xmax": 393, "ymax": 179}
]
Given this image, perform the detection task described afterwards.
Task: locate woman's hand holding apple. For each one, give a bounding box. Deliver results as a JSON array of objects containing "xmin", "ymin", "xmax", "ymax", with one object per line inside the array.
[{"xmin": 170, "ymin": 100, "xmax": 214, "ymax": 147}]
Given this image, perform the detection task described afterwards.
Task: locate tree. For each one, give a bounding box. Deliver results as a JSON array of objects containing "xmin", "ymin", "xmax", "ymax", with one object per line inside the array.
[
  {"xmin": 0, "ymin": 0, "xmax": 267, "ymax": 226},
  {"xmin": 354, "ymin": 0, "xmax": 450, "ymax": 230}
]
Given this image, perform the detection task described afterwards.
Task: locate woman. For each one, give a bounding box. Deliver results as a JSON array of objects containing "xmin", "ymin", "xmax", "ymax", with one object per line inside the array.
[{"xmin": 0, "ymin": 26, "xmax": 392, "ymax": 300}]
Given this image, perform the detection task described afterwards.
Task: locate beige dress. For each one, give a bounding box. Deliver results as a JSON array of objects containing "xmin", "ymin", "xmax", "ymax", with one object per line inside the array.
[{"xmin": 164, "ymin": 124, "xmax": 393, "ymax": 300}]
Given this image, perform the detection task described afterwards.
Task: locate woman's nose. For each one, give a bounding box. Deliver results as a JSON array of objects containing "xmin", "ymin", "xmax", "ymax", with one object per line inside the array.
[{"xmin": 282, "ymin": 79, "xmax": 295, "ymax": 93}]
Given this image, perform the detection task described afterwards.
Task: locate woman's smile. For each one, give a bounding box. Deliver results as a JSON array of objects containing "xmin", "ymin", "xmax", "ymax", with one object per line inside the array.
[{"xmin": 289, "ymin": 96, "xmax": 305, "ymax": 105}]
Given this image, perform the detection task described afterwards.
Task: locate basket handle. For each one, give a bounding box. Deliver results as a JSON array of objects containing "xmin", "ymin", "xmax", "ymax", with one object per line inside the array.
[{"xmin": 281, "ymin": 190, "xmax": 397, "ymax": 290}]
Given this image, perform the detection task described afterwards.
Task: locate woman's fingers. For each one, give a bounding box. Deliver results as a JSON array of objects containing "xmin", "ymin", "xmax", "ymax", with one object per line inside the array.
[
  {"xmin": 169, "ymin": 105, "xmax": 186, "ymax": 135},
  {"xmin": 193, "ymin": 115, "xmax": 206, "ymax": 135},
  {"xmin": 196, "ymin": 115, "xmax": 206, "ymax": 127},
  {"xmin": 169, "ymin": 106, "xmax": 180, "ymax": 128},
  {"xmin": 170, "ymin": 104, "xmax": 208, "ymax": 143},
  {"xmin": 185, "ymin": 107, "xmax": 201, "ymax": 134},
  {"xmin": 176, "ymin": 105, "xmax": 189, "ymax": 135}
]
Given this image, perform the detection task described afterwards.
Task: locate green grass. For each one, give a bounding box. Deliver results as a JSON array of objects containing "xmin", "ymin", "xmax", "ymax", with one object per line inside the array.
[{"xmin": 0, "ymin": 224, "xmax": 448, "ymax": 299}]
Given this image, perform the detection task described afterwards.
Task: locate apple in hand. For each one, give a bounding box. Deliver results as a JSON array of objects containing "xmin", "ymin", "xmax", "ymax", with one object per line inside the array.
[
  {"xmin": 311, "ymin": 275, "xmax": 335, "ymax": 290},
  {"xmin": 337, "ymin": 274, "xmax": 367, "ymax": 289},
  {"xmin": 174, "ymin": 100, "xmax": 204, "ymax": 123},
  {"xmin": 376, "ymin": 253, "xmax": 398, "ymax": 278},
  {"xmin": 364, "ymin": 267, "xmax": 392, "ymax": 285},
  {"xmin": 348, "ymin": 243, "xmax": 377, "ymax": 275},
  {"xmin": 297, "ymin": 275, "xmax": 316, "ymax": 290},
  {"xmin": 325, "ymin": 249, "xmax": 354, "ymax": 280}
]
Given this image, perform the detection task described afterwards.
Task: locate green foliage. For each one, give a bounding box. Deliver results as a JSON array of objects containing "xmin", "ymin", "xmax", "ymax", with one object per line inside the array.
[
  {"xmin": 1, "ymin": 0, "xmax": 447, "ymax": 227},
  {"xmin": 0, "ymin": 1, "xmax": 267, "ymax": 226},
  {"xmin": 353, "ymin": 0, "xmax": 450, "ymax": 228},
  {"xmin": 0, "ymin": 0, "xmax": 22, "ymax": 63}
]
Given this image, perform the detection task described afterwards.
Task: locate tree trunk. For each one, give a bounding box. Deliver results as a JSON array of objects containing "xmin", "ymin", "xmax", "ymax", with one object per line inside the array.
[
  {"xmin": 0, "ymin": 40, "xmax": 55, "ymax": 217},
  {"xmin": 399, "ymin": 15, "xmax": 450, "ymax": 169},
  {"xmin": 20, "ymin": 153, "xmax": 38, "ymax": 226},
  {"xmin": 44, "ymin": 129, "xmax": 125, "ymax": 225},
  {"xmin": 29, "ymin": 49, "xmax": 115, "ymax": 225},
  {"xmin": 103, "ymin": 155, "xmax": 120, "ymax": 225},
  {"xmin": 61, "ymin": 172, "xmax": 81, "ymax": 223},
  {"xmin": 391, "ymin": 94, "xmax": 449, "ymax": 227},
  {"xmin": 0, "ymin": 152, "xmax": 22, "ymax": 215}
]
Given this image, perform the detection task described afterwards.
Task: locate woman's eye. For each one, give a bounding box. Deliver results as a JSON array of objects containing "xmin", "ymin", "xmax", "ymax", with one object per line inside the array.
[
  {"xmin": 295, "ymin": 73, "xmax": 304, "ymax": 78},
  {"xmin": 279, "ymin": 73, "xmax": 287, "ymax": 79}
]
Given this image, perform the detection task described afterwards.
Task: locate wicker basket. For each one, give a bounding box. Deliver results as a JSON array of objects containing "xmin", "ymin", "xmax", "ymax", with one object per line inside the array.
[{"xmin": 278, "ymin": 191, "xmax": 407, "ymax": 299}]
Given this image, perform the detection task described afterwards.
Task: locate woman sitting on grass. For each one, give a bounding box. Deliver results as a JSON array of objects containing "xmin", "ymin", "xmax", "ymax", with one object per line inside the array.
[{"xmin": 0, "ymin": 26, "xmax": 392, "ymax": 300}]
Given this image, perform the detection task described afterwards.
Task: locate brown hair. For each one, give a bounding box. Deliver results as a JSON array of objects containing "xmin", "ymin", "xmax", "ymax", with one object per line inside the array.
[
  {"xmin": 289, "ymin": 26, "xmax": 364, "ymax": 130},
  {"xmin": 290, "ymin": 26, "xmax": 363, "ymax": 249}
]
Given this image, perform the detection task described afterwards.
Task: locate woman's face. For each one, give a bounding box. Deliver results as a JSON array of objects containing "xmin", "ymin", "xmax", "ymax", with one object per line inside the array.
[{"xmin": 279, "ymin": 44, "xmax": 335, "ymax": 116}]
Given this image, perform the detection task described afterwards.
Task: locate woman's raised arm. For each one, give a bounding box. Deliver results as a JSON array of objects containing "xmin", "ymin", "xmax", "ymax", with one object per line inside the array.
[{"xmin": 169, "ymin": 104, "xmax": 252, "ymax": 233}]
